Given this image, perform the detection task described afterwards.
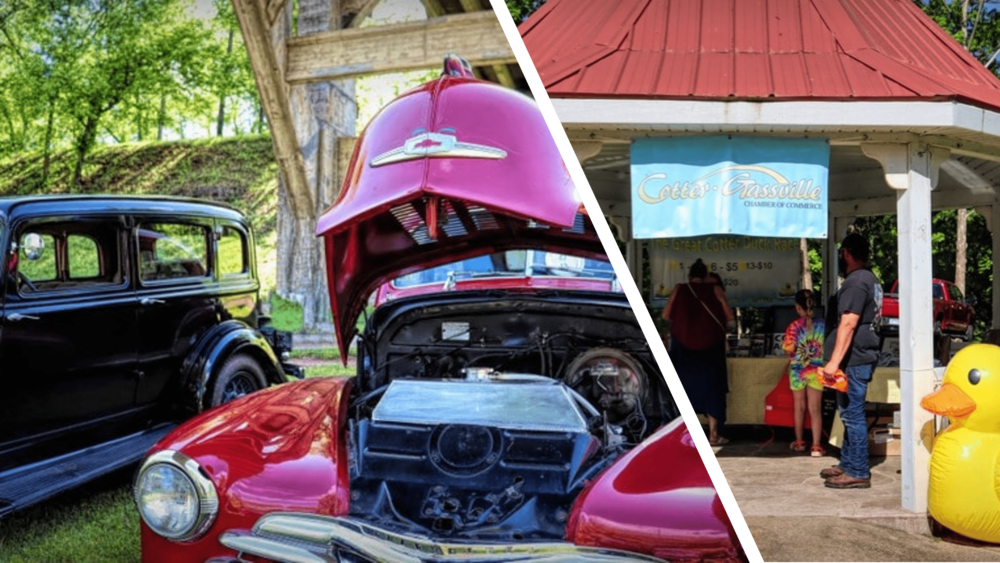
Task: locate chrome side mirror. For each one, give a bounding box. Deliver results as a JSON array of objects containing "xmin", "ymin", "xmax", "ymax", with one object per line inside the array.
[{"xmin": 21, "ymin": 233, "xmax": 45, "ymax": 261}]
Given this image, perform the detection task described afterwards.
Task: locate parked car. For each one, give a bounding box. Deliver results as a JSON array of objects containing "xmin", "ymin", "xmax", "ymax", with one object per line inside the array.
[
  {"xmin": 878, "ymin": 279, "xmax": 976, "ymax": 341},
  {"xmin": 133, "ymin": 58, "xmax": 744, "ymax": 563},
  {"xmin": 373, "ymin": 249, "xmax": 620, "ymax": 305},
  {"xmin": 0, "ymin": 195, "xmax": 299, "ymax": 517}
]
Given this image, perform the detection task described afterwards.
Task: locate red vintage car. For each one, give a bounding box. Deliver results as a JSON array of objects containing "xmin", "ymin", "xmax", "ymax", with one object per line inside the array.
[{"xmin": 132, "ymin": 57, "xmax": 745, "ymax": 563}]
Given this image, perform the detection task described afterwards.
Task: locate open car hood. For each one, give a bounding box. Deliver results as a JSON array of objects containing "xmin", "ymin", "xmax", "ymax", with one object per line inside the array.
[{"xmin": 316, "ymin": 59, "xmax": 604, "ymax": 356}]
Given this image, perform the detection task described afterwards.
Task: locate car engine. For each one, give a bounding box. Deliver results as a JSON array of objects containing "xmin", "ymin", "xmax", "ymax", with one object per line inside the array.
[
  {"xmin": 351, "ymin": 374, "xmax": 601, "ymax": 539},
  {"xmin": 348, "ymin": 294, "xmax": 675, "ymax": 541}
]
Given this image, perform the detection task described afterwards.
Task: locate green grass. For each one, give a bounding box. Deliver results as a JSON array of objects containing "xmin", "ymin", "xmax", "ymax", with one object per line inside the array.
[
  {"xmin": 0, "ymin": 470, "xmax": 139, "ymax": 563},
  {"xmin": 270, "ymin": 292, "xmax": 305, "ymax": 332},
  {"xmin": 304, "ymin": 363, "xmax": 355, "ymax": 378},
  {"xmin": 289, "ymin": 346, "xmax": 339, "ymax": 360}
]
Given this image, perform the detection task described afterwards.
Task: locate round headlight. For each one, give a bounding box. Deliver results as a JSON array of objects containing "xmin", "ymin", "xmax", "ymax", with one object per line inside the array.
[{"xmin": 134, "ymin": 450, "xmax": 218, "ymax": 541}]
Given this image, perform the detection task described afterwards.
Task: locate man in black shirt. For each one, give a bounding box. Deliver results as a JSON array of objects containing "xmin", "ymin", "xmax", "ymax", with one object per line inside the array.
[{"xmin": 821, "ymin": 233, "xmax": 881, "ymax": 489}]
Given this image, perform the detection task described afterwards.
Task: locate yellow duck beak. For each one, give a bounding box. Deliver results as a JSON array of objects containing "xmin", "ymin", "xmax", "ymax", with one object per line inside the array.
[{"xmin": 921, "ymin": 382, "xmax": 976, "ymax": 418}]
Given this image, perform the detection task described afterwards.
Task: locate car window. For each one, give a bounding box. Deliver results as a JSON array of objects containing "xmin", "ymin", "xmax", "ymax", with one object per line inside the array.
[
  {"xmin": 138, "ymin": 222, "xmax": 209, "ymax": 282},
  {"xmin": 393, "ymin": 255, "xmax": 494, "ymax": 288},
  {"xmin": 218, "ymin": 226, "xmax": 248, "ymax": 277},
  {"xmin": 948, "ymin": 283, "xmax": 964, "ymax": 301},
  {"xmin": 68, "ymin": 235, "xmax": 101, "ymax": 278},
  {"xmin": 15, "ymin": 220, "xmax": 122, "ymax": 294},
  {"xmin": 933, "ymin": 284, "xmax": 944, "ymax": 300}
]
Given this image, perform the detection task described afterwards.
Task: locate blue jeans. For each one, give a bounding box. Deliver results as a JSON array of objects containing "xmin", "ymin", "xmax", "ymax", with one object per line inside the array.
[{"xmin": 837, "ymin": 364, "xmax": 875, "ymax": 479}]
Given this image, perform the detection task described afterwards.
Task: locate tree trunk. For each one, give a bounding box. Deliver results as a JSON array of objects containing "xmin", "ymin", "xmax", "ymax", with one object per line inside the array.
[
  {"xmin": 216, "ymin": 28, "xmax": 234, "ymax": 137},
  {"xmin": 42, "ymin": 102, "xmax": 54, "ymax": 186},
  {"xmin": 956, "ymin": 208, "xmax": 968, "ymax": 292},
  {"xmin": 73, "ymin": 114, "xmax": 100, "ymax": 188},
  {"xmin": 157, "ymin": 94, "xmax": 166, "ymax": 141},
  {"xmin": 136, "ymin": 94, "xmax": 143, "ymax": 142}
]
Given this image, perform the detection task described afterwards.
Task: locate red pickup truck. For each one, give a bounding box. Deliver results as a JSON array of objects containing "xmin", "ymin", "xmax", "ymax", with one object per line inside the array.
[{"xmin": 877, "ymin": 279, "xmax": 976, "ymax": 341}]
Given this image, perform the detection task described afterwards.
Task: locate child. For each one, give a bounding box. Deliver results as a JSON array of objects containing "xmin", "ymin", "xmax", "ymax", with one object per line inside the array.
[{"xmin": 782, "ymin": 289, "xmax": 826, "ymax": 456}]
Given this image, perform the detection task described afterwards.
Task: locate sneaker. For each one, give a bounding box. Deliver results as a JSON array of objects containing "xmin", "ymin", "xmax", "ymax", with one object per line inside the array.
[
  {"xmin": 810, "ymin": 445, "xmax": 826, "ymax": 457},
  {"xmin": 824, "ymin": 473, "xmax": 871, "ymax": 489},
  {"xmin": 789, "ymin": 440, "xmax": 807, "ymax": 452},
  {"xmin": 819, "ymin": 465, "xmax": 844, "ymax": 478}
]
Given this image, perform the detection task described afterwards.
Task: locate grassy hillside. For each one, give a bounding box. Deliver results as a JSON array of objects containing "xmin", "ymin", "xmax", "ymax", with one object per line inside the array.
[{"xmin": 0, "ymin": 136, "xmax": 281, "ymax": 295}]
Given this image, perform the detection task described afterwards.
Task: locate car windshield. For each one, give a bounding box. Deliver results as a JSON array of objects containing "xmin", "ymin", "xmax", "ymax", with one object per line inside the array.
[{"xmin": 392, "ymin": 250, "xmax": 615, "ymax": 288}]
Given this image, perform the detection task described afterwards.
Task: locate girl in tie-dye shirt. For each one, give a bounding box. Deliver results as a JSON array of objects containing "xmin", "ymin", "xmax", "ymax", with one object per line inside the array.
[{"xmin": 782, "ymin": 289, "xmax": 826, "ymax": 456}]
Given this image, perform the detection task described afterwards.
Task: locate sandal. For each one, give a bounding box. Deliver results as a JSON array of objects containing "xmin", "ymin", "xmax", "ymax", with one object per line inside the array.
[
  {"xmin": 811, "ymin": 445, "xmax": 826, "ymax": 457},
  {"xmin": 709, "ymin": 436, "xmax": 730, "ymax": 446},
  {"xmin": 789, "ymin": 440, "xmax": 807, "ymax": 452}
]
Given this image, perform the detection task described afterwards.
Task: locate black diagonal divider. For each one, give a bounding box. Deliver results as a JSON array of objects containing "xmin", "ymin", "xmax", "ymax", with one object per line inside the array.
[{"xmin": 493, "ymin": 0, "xmax": 760, "ymax": 561}]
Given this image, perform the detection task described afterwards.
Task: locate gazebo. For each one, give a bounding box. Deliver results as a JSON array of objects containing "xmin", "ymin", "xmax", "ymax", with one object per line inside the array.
[{"xmin": 521, "ymin": 0, "xmax": 1000, "ymax": 514}]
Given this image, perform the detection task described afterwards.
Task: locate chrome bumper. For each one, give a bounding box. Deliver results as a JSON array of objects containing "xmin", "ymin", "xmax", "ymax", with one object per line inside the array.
[{"xmin": 214, "ymin": 513, "xmax": 666, "ymax": 563}]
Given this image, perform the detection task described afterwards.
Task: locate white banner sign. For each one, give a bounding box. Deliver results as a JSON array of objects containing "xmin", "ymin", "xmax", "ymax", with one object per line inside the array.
[{"xmin": 649, "ymin": 235, "xmax": 801, "ymax": 308}]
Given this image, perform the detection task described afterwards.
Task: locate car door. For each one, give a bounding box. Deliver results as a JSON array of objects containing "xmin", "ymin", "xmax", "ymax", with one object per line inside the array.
[
  {"xmin": 133, "ymin": 216, "xmax": 219, "ymax": 408},
  {"xmin": 0, "ymin": 216, "xmax": 139, "ymax": 450}
]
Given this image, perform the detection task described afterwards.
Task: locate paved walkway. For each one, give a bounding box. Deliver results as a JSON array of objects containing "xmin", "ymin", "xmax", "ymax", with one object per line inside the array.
[{"xmin": 715, "ymin": 428, "xmax": 1000, "ymax": 561}]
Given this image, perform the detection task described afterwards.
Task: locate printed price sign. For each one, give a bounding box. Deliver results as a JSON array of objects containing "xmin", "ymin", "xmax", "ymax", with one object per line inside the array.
[{"xmin": 649, "ymin": 236, "xmax": 800, "ymax": 307}]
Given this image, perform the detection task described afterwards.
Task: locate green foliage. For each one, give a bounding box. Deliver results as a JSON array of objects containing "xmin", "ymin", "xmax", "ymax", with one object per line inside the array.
[
  {"xmin": 0, "ymin": 0, "xmax": 264, "ymax": 184},
  {"xmin": 918, "ymin": 0, "xmax": 1000, "ymax": 68},
  {"xmin": 851, "ymin": 212, "xmax": 992, "ymax": 337},
  {"xmin": 505, "ymin": 0, "xmax": 546, "ymax": 23}
]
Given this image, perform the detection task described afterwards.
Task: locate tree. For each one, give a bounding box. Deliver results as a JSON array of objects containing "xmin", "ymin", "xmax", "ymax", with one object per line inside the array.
[
  {"xmin": 505, "ymin": 0, "xmax": 546, "ymax": 23},
  {"xmin": 917, "ymin": 0, "xmax": 1000, "ymax": 297},
  {"xmin": 0, "ymin": 1, "xmax": 223, "ymax": 185}
]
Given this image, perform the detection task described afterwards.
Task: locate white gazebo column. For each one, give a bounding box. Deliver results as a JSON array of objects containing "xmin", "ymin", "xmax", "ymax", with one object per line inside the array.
[{"xmin": 862, "ymin": 142, "xmax": 948, "ymax": 513}]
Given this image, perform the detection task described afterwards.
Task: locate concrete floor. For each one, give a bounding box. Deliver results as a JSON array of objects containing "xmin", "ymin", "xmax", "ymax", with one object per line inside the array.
[{"xmin": 715, "ymin": 427, "xmax": 1000, "ymax": 562}]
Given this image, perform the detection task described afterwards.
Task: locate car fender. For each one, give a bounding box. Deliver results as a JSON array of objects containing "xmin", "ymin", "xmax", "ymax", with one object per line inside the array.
[
  {"xmin": 566, "ymin": 418, "xmax": 744, "ymax": 562},
  {"xmin": 180, "ymin": 319, "xmax": 285, "ymax": 413},
  {"xmin": 140, "ymin": 377, "xmax": 353, "ymax": 563}
]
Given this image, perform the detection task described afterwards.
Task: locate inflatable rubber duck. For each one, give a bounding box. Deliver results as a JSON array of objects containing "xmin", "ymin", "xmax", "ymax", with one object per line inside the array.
[{"xmin": 920, "ymin": 343, "xmax": 1000, "ymax": 543}]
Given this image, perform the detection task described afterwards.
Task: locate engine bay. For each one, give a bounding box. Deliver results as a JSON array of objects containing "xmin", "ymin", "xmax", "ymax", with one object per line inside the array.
[{"xmin": 348, "ymin": 294, "xmax": 676, "ymax": 541}]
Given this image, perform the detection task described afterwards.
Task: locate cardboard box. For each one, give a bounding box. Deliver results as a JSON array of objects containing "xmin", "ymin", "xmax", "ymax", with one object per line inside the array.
[
  {"xmin": 869, "ymin": 427, "xmax": 901, "ymax": 456},
  {"xmin": 829, "ymin": 416, "xmax": 901, "ymax": 456}
]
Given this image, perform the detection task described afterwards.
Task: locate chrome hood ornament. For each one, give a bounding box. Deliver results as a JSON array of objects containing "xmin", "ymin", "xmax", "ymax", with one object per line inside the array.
[{"xmin": 370, "ymin": 128, "xmax": 507, "ymax": 167}]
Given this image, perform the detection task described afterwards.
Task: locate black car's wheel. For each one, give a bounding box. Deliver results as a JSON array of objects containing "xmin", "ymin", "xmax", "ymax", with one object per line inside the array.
[{"xmin": 209, "ymin": 354, "xmax": 267, "ymax": 408}]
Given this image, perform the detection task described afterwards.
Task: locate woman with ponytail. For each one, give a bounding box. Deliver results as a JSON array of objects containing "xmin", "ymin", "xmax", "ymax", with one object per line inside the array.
[{"xmin": 782, "ymin": 289, "xmax": 826, "ymax": 456}]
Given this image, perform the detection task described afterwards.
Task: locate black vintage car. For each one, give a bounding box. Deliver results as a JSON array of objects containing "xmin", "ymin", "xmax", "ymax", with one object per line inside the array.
[{"xmin": 0, "ymin": 195, "xmax": 299, "ymax": 517}]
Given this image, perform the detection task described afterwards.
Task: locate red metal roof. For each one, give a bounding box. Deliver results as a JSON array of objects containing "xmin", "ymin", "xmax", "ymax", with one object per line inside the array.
[{"xmin": 520, "ymin": 0, "xmax": 1000, "ymax": 112}]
